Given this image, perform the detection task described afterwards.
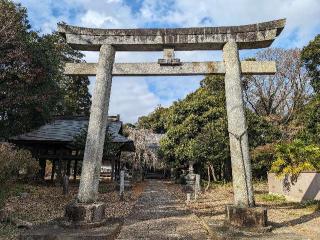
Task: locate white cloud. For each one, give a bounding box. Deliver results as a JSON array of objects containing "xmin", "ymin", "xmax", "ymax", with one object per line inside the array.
[
  {"xmin": 147, "ymin": 76, "xmax": 202, "ymax": 107},
  {"xmin": 109, "ymin": 77, "xmax": 160, "ymax": 123},
  {"xmin": 76, "ymin": 0, "xmax": 136, "ymax": 28},
  {"xmin": 88, "ymin": 76, "xmax": 160, "ymax": 123},
  {"xmin": 138, "ymin": 0, "xmax": 320, "ymax": 47},
  {"xmin": 81, "ymin": 10, "xmax": 120, "ymax": 28}
]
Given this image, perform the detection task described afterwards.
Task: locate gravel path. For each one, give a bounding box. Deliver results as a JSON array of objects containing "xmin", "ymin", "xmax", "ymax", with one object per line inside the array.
[{"xmin": 116, "ymin": 180, "xmax": 210, "ymax": 240}]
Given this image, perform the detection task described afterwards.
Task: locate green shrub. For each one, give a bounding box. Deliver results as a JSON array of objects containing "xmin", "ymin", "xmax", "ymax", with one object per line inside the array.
[
  {"xmin": 0, "ymin": 143, "xmax": 39, "ymax": 183},
  {"xmin": 260, "ymin": 193, "xmax": 286, "ymax": 202},
  {"xmin": 271, "ymin": 140, "xmax": 320, "ymax": 180},
  {"xmin": 0, "ymin": 143, "xmax": 39, "ymax": 207}
]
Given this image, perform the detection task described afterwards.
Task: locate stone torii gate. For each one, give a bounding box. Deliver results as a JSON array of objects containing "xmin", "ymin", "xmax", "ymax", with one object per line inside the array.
[{"xmin": 59, "ymin": 19, "xmax": 285, "ymax": 227}]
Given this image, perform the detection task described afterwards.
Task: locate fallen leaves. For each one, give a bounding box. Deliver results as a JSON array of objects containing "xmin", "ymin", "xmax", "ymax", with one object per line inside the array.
[{"xmin": 1, "ymin": 180, "xmax": 146, "ymax": 239}]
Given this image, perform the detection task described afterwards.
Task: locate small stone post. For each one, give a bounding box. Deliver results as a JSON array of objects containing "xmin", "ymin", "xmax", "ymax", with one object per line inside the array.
[
  {"xmin": 223, "ymin": 40, "xmax": 254, "ymax": 207},
  {"xmin": 188, "ymin": 162, "xmax": 194, "ymax": 175},
  {"xmin": 186, "ymin": 193, "xmax": 191, "ymax": 203},
  {"xmin": 170, "ymin": 168, "xmax": 175, "ymax": 180},
  {"xmin": 77, "ymin": 44, "xmax": 115, "ymax": 203},
  {"xmin": 63, "ymin": 175, "xmax": 69, "ymax": 195},
  {"xmin": 120, "ymin": 170, "xmax": 125, "ymax": 200},
  {"xmin": 194, "ymin": 174, "xmax": 201, "ymax": 200}
]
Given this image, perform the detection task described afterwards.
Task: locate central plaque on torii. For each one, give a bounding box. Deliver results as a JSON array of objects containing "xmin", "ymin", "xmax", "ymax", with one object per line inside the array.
[{"xmin": 58, "ymin": 19, "xmax": 286, "ymax": 228}]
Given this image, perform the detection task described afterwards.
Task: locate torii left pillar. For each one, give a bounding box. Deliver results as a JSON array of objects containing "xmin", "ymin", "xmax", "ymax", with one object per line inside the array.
[{"xmin": 65, "ymin": 44, "xmax": 115, "ymax": 225}]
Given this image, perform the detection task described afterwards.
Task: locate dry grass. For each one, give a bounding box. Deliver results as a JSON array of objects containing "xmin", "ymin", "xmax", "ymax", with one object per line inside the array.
[
  {"xmin": 0, "ymin": 180, "xmax": 145, "ymax": 240},
  {"xmin": 166, "ymin": 181, "xmax": 320, "ymax": 239}
]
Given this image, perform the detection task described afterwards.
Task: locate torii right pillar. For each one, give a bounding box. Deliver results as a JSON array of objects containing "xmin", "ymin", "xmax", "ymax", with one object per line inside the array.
[{"xmin": 223, "ymin": 39, "xmax": 268, "ymax": 228}]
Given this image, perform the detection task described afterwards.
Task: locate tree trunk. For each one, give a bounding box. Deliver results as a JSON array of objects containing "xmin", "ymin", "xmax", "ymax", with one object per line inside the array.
[
  {"xmin": 224, "ymin": 157, "xmax": 232, "ymax": 181},
  {"xmin": 220, "ymin": 161, "xmax": 224, "ymax": 182},
  {"xmin": 209, "ymin": 164, "xmax": 218, "ymax": 182}
]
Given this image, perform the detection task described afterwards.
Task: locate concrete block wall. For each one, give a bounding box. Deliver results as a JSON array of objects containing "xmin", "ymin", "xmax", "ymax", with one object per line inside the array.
[{"xmin": 268, "ymin": 172, "xmax": 320, "ymax": 202}]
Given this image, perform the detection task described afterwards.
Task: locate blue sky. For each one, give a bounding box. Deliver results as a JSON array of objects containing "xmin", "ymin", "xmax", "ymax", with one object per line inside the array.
[{"xmin": 17, "ymin": 0, "xmax": 320, "ymax": 123}]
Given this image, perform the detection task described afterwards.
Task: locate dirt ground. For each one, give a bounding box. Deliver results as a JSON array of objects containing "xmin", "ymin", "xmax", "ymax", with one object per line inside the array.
[
  {"xmin": 1, "ymin": 180, "xmax": 319, "ymax": 239},
  {"xmin": 0, "ymin": 180, "xmax": 145, "ymax": 240},
  {"xmin": 166, "ymin": 181, "xmax": 320, "ymax": 239}
]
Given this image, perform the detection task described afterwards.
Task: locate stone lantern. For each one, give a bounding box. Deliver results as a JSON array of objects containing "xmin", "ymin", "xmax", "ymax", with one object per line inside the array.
[{"xmin": 185, "ymin": 161, "xmax": 196, "ymax": 187}]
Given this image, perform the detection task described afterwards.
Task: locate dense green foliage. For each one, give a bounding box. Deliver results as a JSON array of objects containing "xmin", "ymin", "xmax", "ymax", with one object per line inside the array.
[
  {"xmin": 271, "ymin": 140, "xmax": 320, "ymax": 180},
  {"xmin": 139, "ymin": 76, "xmax": 281, "ymax": 180},
  {"xmin": 297, "ymin": 96, "xmax": 320, "ymax": 145},
  {"xmin": 138, "ymin": 40, "xmax": 320, "ymax": 180},
  {"xmin": 0, "ymin": 0, "xmax": 91, "ymax": 139},
  {"xmin": 137, "ymin": 106, "xmax": 169, "ymax": 133},
  {"xmin": 160, "ymin": 76, "xmax": 228, "ymax": 171},
  {"xmin": 301, "ymin": 34, "xmax": 320, "ymax": 93},
  {"xmin": 59, "ymin": 75, "xmax": 91, "ymax": 116}
]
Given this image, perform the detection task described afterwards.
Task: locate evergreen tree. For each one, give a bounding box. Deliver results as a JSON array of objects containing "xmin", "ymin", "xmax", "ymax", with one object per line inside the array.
[
  {"xmin": 301, "ymin": 34, "xmax": 320, "ymax": 94},
  {"xmin": 0, "ymin": 1, "xmax": 91, "ymax": 139},
  {"xmin": 140, "ymin": 76, "xmax": 280, "ymax": 180},
  {"xmin": 137, "ymin": 106, "xmax": 168, "ymax": 133},
  {"xmin": 0, "ymin": 0, "xmax": 59, "ymax": 139}
]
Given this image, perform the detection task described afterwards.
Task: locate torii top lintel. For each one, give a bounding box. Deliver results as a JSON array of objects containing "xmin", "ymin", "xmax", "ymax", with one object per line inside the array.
[{"xmin": 58, "ymin": 19, "xmax": 286, "ymax": 51}]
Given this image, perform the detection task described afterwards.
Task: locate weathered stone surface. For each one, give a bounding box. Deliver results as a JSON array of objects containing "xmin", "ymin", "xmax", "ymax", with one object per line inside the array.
[
  {"xmin": 158, "ymin": 48, "xmax": 181, "ymax": 66},
  {"xmin": 225, "ymin": 205, "xmax": 267, "ymax": 228},
  {"xmin": 77, "ymin": 44, "xmax": 115, "ymax": 203},
  {"xmin": 59, "ymin": 18, "xmax": 286, "ymax": 223},
  {"xmin": 185, "ymin": 162, "xmax": 196, "ymax": 188},
  {"xmin": 170, "ymin": 168, "xmax": 176, "ymax": 180},
  {"xmin": 223, "ymin": 40, "xmax": 254, "ymax": 207},
  {"xmin": 64, "ymin": 61, "xmax": 276, "ymax": 76},
  {"xmin": 65, "ymin": 202, "xmax": 106, "ymax": 224},
  {"xmin": 58, "ymin": 19, "xmax": 286, "ymax": 51}
]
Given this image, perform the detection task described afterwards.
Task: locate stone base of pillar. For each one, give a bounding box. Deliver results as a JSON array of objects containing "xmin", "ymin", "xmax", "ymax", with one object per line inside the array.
[
  {"xmin": 225, "ymin": 205, "xmax": 268, "ymax": 229},
  {"xmin": 64, "ymin": 202, "xmax": 106, "ymax": 228}
]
